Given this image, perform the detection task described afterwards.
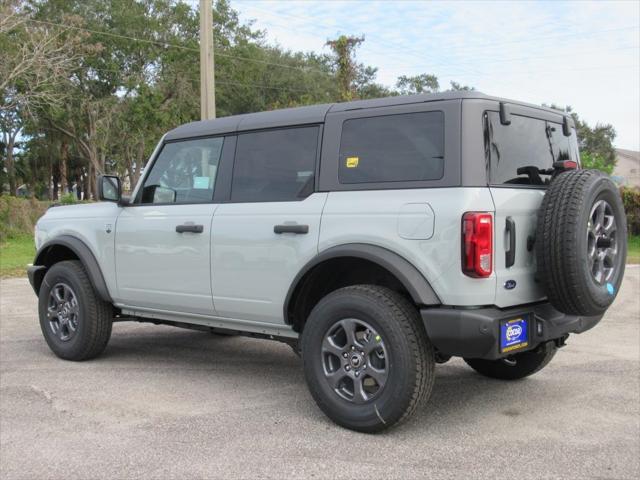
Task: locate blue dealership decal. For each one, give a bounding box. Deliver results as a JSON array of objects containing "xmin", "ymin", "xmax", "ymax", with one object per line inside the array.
[
  {"xmin": 606, "ymin": 283, "xmax": 615, "ymax": 295},
  {"xmin": 500, "ymin": 317, "xmax": 529, "ymax": 353}
]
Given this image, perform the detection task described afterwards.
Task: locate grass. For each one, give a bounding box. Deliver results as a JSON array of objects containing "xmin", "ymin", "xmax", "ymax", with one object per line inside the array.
[
  {"xmin": 0, "ymin": 234, "xmax": 35, "ymax": 278},
  {"xmin": 0, "ymin": 233, "xmax": 637, "ymax": 279},
  {"xmin": 628, "ymin": 235, "xmax": 640, "ymax": 264}
]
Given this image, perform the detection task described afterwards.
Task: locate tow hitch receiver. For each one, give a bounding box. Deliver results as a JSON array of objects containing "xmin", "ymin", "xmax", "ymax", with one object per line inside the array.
[{"xmin": 554, "ymin": 334, "xmax": 569, "ymax": 349}]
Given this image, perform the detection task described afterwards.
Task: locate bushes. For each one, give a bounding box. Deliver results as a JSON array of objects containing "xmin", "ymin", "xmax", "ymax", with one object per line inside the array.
[
  {"xmin": 0, "ymin": 196, "xmax": 50, "ymax": 241},
  {"xmin": 621, "ymin": 187, "xmax": 640, "ymax": 236}
]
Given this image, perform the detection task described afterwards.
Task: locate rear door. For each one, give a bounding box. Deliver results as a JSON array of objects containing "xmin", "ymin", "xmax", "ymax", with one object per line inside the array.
[
  {"xmin": 210, "ymin": 125, "xmax": 326, "ymax": 324},
  {"xmin": 486, "ymin": 107, "xmax": 580, "ymax": 307}
]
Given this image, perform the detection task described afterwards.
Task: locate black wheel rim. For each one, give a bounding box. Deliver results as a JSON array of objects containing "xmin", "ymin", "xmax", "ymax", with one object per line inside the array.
[
  {"xmin": 321, "ymin": 318, "xmax": 388, "ymax": 404},
  {"xmin": 47, "ymin": 283, "xmax": 79, "ymax": 342},
  {"xmin": 587, "ymin": 199, "xmax": 618, "ymax": 285}
]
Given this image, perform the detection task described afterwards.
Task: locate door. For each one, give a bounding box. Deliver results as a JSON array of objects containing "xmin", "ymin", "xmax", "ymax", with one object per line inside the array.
[
  {"xmin": 486, "ymin": 109, "xmax": 580, "ymax": 308},
  {"xmin": 115, "ymin": 136, "xmax": 226, "ymax": 315},
  {"xmin": 211, "ymin": 126, "xmax": 326, "ymax": 324}
]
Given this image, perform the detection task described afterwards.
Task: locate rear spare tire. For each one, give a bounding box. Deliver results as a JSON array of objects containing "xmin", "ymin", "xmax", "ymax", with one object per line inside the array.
[{"xmin": 536, "ymin": 169, "xmax": 627, "ymax": 316}]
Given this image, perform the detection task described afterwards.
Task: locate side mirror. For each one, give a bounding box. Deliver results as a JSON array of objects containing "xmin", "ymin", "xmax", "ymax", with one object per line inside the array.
[{"xmin": 98, "ymin": 175, "xmax": 121, "ymax": 202}]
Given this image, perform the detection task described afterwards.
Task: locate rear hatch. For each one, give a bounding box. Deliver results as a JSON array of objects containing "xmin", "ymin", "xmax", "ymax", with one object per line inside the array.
[{"xmin": 484, "ymin": 108, "xmax": 580, "ymax": 308}]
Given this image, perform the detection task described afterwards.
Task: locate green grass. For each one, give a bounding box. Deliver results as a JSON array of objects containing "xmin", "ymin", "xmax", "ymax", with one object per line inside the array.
[
  {"xmin": 0, "ymin": 234, "xmax": 35, "ymax": 277},
  {"xmin": 628, "ymin": 235, "xmax": 640, "ymax": 264}
]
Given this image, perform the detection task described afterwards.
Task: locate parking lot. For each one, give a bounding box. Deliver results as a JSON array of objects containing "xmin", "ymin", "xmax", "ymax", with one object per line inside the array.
[{"xmin": 1, "ymin": 269, "xmax": 638, "ymax": 479}]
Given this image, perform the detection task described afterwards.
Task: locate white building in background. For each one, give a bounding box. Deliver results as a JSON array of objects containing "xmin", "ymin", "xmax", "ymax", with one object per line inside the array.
[{"xmin": 613, "ymin": 149, "xmax": 640, "ymax": 188}]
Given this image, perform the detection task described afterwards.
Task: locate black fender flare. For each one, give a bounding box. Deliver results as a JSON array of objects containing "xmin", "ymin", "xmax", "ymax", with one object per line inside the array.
[
  {"xmin": 30, "ymin": 235, "xmax": 113, "ymax": 303},
  {"xmin": 284, "ymin": 243, "xmax": 441, "ymax": 321}
]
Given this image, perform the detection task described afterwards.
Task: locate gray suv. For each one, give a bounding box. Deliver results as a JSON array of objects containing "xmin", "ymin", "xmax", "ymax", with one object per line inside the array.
[{"xmin": 28, "ymin": 91, "xmax": 627, "ymax": 432}]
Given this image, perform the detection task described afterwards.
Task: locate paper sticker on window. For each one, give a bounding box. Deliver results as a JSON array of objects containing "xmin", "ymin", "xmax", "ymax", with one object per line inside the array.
[
  {"xmin": 193, "ymin": 176, "xmax": 210, "ymax": 189},
  {"xmin": 346, "ymin": 157, "xmax": 359, "ymax": 168}
]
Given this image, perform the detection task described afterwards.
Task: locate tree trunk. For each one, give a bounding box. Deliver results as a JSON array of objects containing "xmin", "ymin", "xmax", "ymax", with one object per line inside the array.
[
  {"xmin": 6, "ymin": 137, "xmax": 16, "ymax": 195},
  {"xmin": 60, "ymin": 140, "xmax": 69, "ymax": 194}
]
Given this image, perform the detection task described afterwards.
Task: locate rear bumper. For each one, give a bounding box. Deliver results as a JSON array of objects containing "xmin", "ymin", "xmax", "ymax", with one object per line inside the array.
[{"xmin": 421, "ymin": 302, "xmax": 603, "ymax": 360}]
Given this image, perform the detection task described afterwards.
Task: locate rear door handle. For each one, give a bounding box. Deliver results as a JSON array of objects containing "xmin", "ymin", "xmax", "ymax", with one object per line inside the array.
[
  {"xmin": 274, "ymin": 224, "xmax": 309, "ymax": 234},
  {"xmin": 505, "ymin": 216, "xmax": 516, "ymax": 268},
  {"xmin": 176, "ymin": 224, "xmax": 204, "ymax": 233}
]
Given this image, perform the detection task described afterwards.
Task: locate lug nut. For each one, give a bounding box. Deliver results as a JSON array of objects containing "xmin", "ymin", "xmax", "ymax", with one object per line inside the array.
[
  {"xmin": 363, "ymin": 365, "xmax": 367, "ymax": 370},
  {"xmin": 345, "ymin": 365, "xmax": 351, "ymax": 371},
  {"xmin": 354, "ymin": 371, "xmax": 360, "ymax": 377},
  {"xmin": 351, "ymin": 346, "xmax": 355, "ymax": 350},
  {"xmin": 343, "ymin": 352, "xmax": 348, "ymax": 358}
]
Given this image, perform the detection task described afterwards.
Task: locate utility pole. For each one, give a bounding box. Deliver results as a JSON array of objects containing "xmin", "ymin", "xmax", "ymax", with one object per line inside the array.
[{"xmin": 199, "ymin": 0, "xmax": 215, "ymax": 120}]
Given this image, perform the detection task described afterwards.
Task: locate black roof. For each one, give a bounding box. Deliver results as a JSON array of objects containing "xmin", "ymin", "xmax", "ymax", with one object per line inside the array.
[{"xmin": 165, "ymin": 91, "xmax": 568, "ymax": 141}]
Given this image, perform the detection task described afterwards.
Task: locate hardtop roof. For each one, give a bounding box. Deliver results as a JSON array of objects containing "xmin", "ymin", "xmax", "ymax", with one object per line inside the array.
[{"xmin": 165, "ymin": 91, "xmax": 569, "ymax": 141}]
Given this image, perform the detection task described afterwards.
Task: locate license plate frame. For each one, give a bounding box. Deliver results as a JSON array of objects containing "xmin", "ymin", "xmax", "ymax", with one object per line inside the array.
[{"xmin": 500, "ymin": 316, "xmax": 529, "ymax": 354}]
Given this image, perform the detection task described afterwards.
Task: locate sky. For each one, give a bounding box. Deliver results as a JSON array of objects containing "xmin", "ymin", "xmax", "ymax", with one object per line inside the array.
[{"xmin": 231, "ymin": 0, "xmax": 640, "ymax": 151}]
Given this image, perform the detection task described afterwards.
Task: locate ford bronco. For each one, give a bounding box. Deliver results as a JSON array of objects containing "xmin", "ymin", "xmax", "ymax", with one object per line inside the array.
[{"xmin": 28, "ymin": 91, "xmax": 627, "ymax": 432}]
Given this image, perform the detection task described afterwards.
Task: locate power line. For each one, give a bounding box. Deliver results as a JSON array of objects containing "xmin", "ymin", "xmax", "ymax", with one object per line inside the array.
[
  {"xmin": 237, "ymin": 4, "xmax": 640, "ymax": 71},
  {"xmin": 25, "ymin": 18, "xmax": 332, "ymax": 77}
]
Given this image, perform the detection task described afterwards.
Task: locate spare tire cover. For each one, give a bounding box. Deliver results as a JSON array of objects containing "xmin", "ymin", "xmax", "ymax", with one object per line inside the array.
[{"xmin": 536, "ymin": 169, "xmax": 627, "ymax": 316}]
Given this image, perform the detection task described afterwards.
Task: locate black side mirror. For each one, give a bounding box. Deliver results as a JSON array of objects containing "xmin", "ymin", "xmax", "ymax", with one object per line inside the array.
[{"xmin": 98, "ymin": 175, "xmax": 121, "ymax": 202}]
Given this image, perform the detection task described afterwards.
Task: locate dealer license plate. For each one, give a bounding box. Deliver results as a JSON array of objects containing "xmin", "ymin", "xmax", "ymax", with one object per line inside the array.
[{"xmin": 500, "ymin": 317, "xmax": 529, "ymax": 353}]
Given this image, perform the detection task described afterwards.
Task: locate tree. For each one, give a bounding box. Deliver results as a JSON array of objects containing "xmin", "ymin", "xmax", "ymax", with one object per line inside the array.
[
  {"xmin": 396, "ymin": 74, "xmax": 439, "ymax": 95},
  {"xmin": 448, "ymin": 81, "xmax": 474, "ymax": 91},
  {"xmin": 325, "ymin": 35, "xmax": 364, "ymax": 101},
  {"xmin": 0, "ymin": 0, "xmax": 88, "ymax": 195}
]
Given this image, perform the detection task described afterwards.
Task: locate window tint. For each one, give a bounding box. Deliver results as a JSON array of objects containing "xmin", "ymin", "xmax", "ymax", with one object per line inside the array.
[
  {"xmin": 231, "ymin": 126, "xmax": 318, "ymax": 202},
  {"xmin": 485, "ymin": 112, "xmax": 579, "ymax": 186},
  {"xmin": 338, "ymin": 111, "xmax": 444, "ymax": 184},
  {"xmin": 139, "ymin": 137, "xmax": 223, "ymax": 204}
]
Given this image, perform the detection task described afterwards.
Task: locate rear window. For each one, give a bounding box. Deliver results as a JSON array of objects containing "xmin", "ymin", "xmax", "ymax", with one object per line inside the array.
[
  {"xmin": 485, "ymin": 112, "xmax": 580, "ymax": 186},
  {"xmin": 338, "ymin": 111, "xmax": 444, "ymax": 184}
]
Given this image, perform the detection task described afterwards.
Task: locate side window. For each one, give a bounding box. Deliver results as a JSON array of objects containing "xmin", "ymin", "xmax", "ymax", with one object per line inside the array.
[
  {"xmin": 486, "ymin": 112, "xmax": 579, "ymax": 186},
  {"xmin": 338, "ymin": 111, "xmax": 444, "ymax": 184},
  {"xmin": 231, "ymin": 126, "xmax": 319, "ymax": 202},
  {"xmin": 139, "ymin": 137, "xmax": 223, "ymax": 204}
]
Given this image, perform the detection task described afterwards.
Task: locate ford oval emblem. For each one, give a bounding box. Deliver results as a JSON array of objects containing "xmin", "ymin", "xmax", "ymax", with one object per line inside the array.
[{"xmin": 504, "ymin": 280, "xmax": 517, "ymax": 290}]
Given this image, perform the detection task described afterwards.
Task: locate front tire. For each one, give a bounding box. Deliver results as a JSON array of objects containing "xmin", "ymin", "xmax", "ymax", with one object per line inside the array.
[
  {"xmin": 464, "ymin": 342, "xmax": 557, "ymax": 380},
  {"xmin": 301, "ymin": 285, "xmax": 435, "ymax": 432},
  {"xmin": 38, "ymin": 260, "xmax": 113, "ymax": 361}
]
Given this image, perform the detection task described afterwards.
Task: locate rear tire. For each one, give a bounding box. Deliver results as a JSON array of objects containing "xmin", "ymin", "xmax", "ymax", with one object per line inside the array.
[
  {"xmin": 38, "ymin": 260, "xmax": 113, "ymax": 361},
  {"xmin": 301, "ymin": 285, "xmax": 434, "ymax": 432},
  {"xmin": 464, "ymin": 343, "xmax": 556, "ymax": 380}
]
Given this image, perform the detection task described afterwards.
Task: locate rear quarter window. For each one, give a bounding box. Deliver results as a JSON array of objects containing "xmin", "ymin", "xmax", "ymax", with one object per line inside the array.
[{"xmin": 338, "ymin": 111, "xmax": 444, "ymax": 184}]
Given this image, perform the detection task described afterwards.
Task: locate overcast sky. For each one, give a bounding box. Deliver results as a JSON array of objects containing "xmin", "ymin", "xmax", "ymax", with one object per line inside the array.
[{"xmin": 232, "ymin": 0, "xmax": 640, "ymax": 151}]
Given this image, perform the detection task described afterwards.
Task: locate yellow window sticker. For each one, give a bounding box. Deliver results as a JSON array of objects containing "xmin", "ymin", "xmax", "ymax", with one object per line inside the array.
[{"xmin": 346, "ymin": 156, "xmax": 359, "ymax": 168}]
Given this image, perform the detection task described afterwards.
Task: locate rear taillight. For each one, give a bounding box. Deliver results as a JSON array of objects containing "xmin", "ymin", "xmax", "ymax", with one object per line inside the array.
[{"xmin": 462, "ymin": 212, "xmax": 493, "ymax": 278}]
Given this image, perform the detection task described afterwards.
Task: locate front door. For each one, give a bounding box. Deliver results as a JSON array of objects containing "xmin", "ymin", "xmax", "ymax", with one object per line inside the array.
[
  {"xmin": 211, "ymin": 126, "xmax": 325, "ymax": 324},
  {"xmin": 115, "ymin": 136, "xmax": 225, "ymax": 315}
]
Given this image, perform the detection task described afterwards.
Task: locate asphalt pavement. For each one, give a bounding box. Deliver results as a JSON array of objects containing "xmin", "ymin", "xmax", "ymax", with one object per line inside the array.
[{"xmin": 1, "ymin": 269, "xmax": 639, "ymax": 479}]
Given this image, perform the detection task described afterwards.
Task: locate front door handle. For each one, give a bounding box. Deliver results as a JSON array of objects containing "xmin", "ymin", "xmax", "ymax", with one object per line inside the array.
[
  {"xmin": 505, "ymin": 217, "xmax": 516, "ymax": 268},
  {"xmin": 274, "ymin": 224, "xmax": 309, "ymax": 234},
  {"xmin": 176, "ymin": 224, "xmax": 204, "ymax": 233}
]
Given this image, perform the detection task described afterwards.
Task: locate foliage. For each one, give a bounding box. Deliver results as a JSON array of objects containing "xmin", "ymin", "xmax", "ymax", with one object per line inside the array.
[
  {"xmin": 325, "ymin": 35, "xmax": 365, "ymax": 101},
  {"xmin": 627, "ymin": 235, "xmax": 640, "ymax": 264},
  {"xmin": 59, "ymin": 192, "xmax": 77, "ymax": 205},
  {"xmin": 0, "ymin": 195, "xmax": 49, "ymax": 240},
  {"xmin": 581, "ymin": 152, "xmax": 614, "ymax": 175},
  {"xmin": 621, "ymin": 187, "xmax": 640, "ymax": 236},
  {"xmin": 396, "ymin": 74, "xmax": 439, "ymax": 95}
]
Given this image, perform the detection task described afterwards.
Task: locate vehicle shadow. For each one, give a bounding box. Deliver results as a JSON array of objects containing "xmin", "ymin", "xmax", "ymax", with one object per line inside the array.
[{"xmin": 87, "ymin": 323, "xmax": 558, "ymax": 434}]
